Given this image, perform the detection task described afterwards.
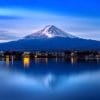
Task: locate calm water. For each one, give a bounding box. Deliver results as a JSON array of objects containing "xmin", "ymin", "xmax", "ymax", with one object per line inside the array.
[{"xmin": 0, "ymin": 57, "xmax": 100, "ymax": 100}]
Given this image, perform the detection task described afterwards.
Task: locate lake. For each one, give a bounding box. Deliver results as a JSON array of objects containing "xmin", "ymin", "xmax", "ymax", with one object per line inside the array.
[{"xmin": 0, "ymin": 57, "xmax": 100, "ymax": 100}]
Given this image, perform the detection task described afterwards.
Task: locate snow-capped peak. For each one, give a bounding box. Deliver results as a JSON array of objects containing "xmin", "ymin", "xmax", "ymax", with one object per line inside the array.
[
  {"xmin": 40, "ymin": 25, "xmax": 55, "ymax": 38},
  {"xmin": 25, "ymin": 25, "xmax": 76, "ymax": 39}
]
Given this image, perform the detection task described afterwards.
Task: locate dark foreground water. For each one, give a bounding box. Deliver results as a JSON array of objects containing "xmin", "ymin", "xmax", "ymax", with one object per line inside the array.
[{"xmin": 0, "ymin": 57, "xmax": 100, "ymax": 100}]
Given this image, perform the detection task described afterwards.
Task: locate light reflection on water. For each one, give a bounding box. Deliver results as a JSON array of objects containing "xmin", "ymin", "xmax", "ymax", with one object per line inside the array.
[
  {"xmin": 5, "ymin": 55, "xmax": 10, "ymax": 66},
  {"xmin": 0, "ymin": 56, "xmax": 100, "ymax": 100},
  {"xmin": 23, "ymin": 55, "xmax": 30, "ymax": 68},
  {"xmin": 5, "ymin": 55, "xmax": 78, "ymax": 67}
]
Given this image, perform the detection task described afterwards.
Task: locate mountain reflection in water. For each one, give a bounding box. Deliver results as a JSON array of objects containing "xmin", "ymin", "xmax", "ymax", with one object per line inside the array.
[{"xmin": 0, "ymin": 56, "xmax": 100, "ymax": 100}]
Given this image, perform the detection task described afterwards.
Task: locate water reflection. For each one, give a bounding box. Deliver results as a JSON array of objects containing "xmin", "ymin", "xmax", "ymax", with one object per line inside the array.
[
  {"xmin": 45, "ymin": 58, "xmax": 48, "ymax": 64},
  {"xmin": 11, "ymin": 56, "xmax": 14, "ymax": 65},
  {"xmin": 34, "ymin": 58, "xmax": 40, "ymax": 64},
  {"xmin": 71, "ymin": 57, "xmax": 78, "ymax": 64},
  {"xmin": 0, "ymin": 69, "xmax": 100, "ymax": 92},
  {"xmin": 34, "ymin": 58, "xmax": 48, "ymax": 64},
  {"xmin": 2, "ymin": 57, "xmax": 4, "ymax": 61},
  {"xmin": 4, "ymin": 55, "xmax": 66, "ymax": 67},
  {"xmin": 0, "ymin": 56, "xmax": 100, "ymax": 100},
  {"xmin": 6, "ymin": 55, "xmax": 10, "ymax": 66},
  {"xmin": 56, "ymin": 57, "xmax": 58, "ymax": 62},
  {"xmin": 43, "ymin": 73, "xmax": 58, "ymax": 89},
  {"xmin": 23, "ymin": 55, "xmax": 30, "ymax": 68}
]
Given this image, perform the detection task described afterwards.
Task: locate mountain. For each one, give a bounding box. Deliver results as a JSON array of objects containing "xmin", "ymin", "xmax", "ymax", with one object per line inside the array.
[
  {"xmin": 25, "ymin": 25, "xmax": 76, "ymax": 39},
  {"xmin": 0, "ymin": 25, "xmax": 100, "ymax": 51}
]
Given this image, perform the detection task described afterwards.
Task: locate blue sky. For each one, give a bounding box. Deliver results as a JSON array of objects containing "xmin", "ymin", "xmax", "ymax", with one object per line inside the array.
[{"xmin": 0, "ymin": 0, "xmax": 100, "ymax": 42}]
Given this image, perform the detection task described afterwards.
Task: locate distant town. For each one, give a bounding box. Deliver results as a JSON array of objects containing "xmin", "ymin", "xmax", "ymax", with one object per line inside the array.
[{"xmin": 0, "ymin": 50, "xmax": 100, "ymax": 62}]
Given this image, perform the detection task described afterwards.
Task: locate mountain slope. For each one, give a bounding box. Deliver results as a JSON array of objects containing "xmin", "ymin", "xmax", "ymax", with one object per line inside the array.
[{"xmin": 0, "ymin": 37, "xmax": 100, "ymax": 51}]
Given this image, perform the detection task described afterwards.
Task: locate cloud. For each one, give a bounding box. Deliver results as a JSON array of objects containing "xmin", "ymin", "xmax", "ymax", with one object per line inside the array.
[
  {"xmin": 0, "ymin": 30, "xmax": 19, "ymax": 40},
  {"xmin": 0, "ymin": 15, "xmax": 22, "ymax": 20},
  {"xmin": 0, "ymin": 7, "xmax": 100, "ymax": 41}
]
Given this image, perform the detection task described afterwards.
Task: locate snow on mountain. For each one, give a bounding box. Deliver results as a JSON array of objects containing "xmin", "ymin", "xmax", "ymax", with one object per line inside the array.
[{"xmin": 25, "ymin": 25, "xmax": 76, "ymax": 39}]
